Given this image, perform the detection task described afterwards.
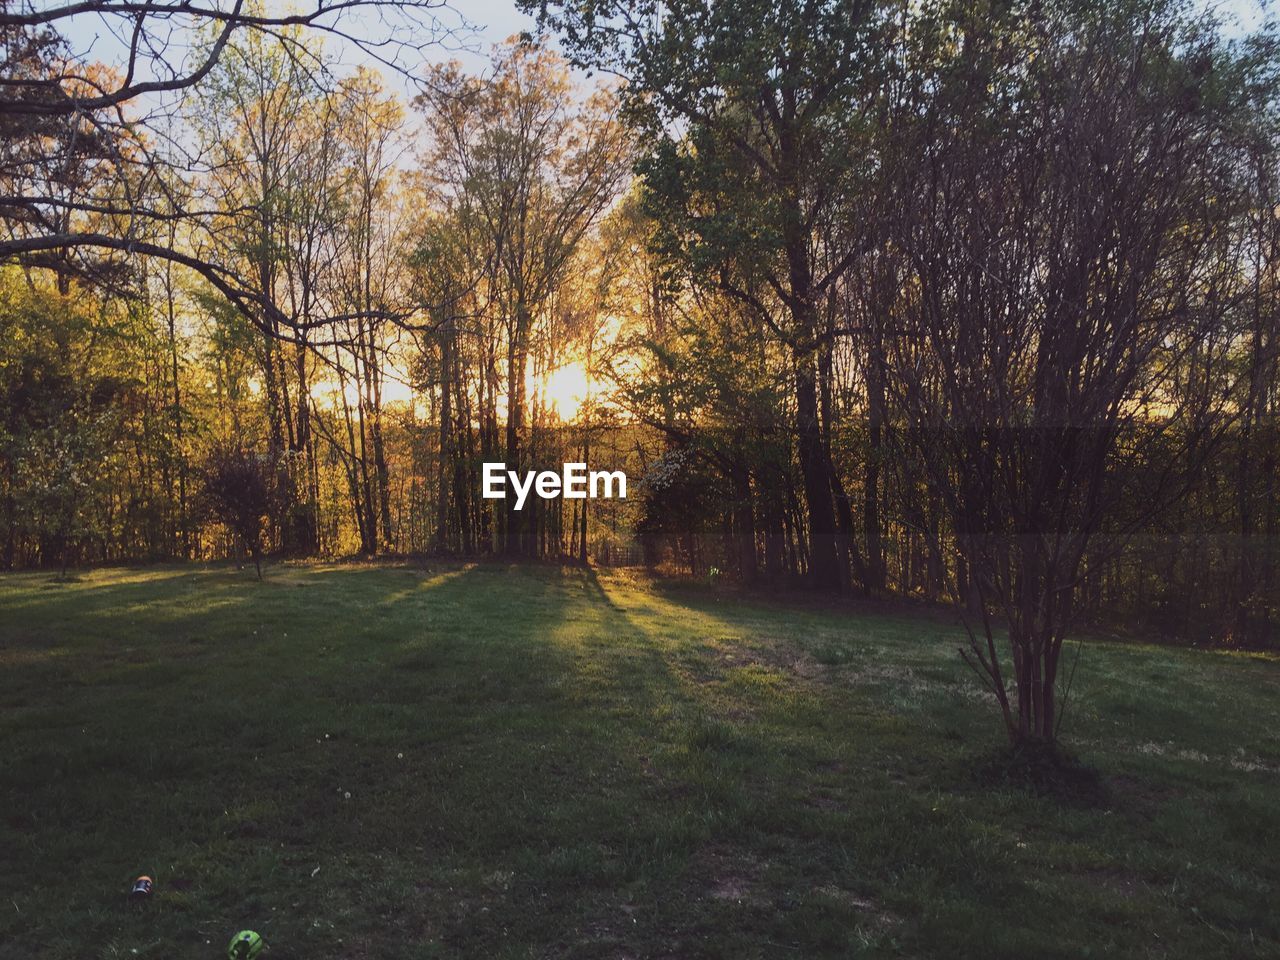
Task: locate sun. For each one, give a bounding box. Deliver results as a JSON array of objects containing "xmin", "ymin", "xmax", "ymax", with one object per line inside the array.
[{"xmin": 535, "ymin": 360, "xmax": 590, "ymax": 420}]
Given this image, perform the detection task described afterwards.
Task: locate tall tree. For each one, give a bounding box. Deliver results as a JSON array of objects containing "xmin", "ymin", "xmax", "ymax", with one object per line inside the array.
[
  {"xmin": 529, "ymin": 0, "xmax": 888, "ymax": 588},
  {"xmin": 332, "ymin": 69, "xmax": 410, "ymax": 553},
  {"xmin": 881, "ymin": 0, "xmax": 1270, "ymax": 744},
  {"xmin": 193, "ymin": 27, "xmax": 324, "ymax": 551},
  {"xmin": 416, "ymin": 41, "xmax": 630, "ymax": 555}
]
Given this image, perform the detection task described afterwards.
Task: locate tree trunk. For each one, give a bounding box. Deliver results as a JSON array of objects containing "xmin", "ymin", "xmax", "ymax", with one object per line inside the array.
[
  {"xmin": 505, "ymin": 332, "xmax": 530, "ymax": 556},
  {"xmin": 864, "ymin": 333, "xmax": 887, "ymax": 592},
  {"xmin": 436, "ymin": 323, "xmax": 453, "ymax": 553},
  {"xmin": 578, "ymin": 431, "xmax": 590, "ymax": 564},
  {"xmin": 794, "ymin": 351, "xmax": 841, "ymax": 589},
  {"xmin": 731, "ymin": 458, "xmax": 757, "ymax": 583}
]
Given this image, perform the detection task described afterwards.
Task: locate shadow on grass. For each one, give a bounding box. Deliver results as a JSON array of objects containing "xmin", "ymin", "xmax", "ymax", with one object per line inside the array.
[
  {"xmin": 1, "ymin": 562, "xmax": 1276, "ymax": 960},
  {"xmin": 972, "ymin": 740, "xmax": 1109, "ymax": 807}
]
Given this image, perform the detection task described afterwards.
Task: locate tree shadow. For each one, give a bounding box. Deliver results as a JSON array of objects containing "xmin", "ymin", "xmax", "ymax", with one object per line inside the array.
[{"xmin": 0, "ymin": 561, "xmax": 1119, "ymax": 958}]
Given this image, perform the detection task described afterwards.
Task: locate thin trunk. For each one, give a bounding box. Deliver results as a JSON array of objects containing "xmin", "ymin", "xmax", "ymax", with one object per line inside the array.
[{"xmin": 436, "ymin": 327, "xmax": 453, "ymax": 553}]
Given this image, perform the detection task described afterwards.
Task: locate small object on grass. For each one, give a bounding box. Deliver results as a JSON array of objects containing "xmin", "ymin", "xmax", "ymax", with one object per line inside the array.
[
  {"xmin": 227, "ymin": 930, "xmax": 264, "ymax": 959},
  {"xmin": 129, "ymin": 876, "xmax": 153, "ymax": 899}
]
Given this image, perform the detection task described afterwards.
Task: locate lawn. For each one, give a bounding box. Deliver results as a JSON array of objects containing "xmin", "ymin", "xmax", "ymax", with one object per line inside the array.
[{"xmin": 0, "ymin": 562, "xmax": 1276, "ymax": 959}]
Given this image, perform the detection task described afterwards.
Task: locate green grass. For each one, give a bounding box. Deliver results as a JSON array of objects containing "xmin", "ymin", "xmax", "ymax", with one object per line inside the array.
[{"xmin": 0, "ymin": 562, "xmax": 1276, "ymax": 959}]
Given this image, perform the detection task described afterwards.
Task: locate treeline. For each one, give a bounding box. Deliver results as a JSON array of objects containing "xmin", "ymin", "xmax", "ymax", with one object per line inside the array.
[
  {"xmin": 2, "ymin": 33, "xmax": 638, "ymax": 570},
  {"xmin": 578, "ymin": 0, "xmax": 1280, "ymax": 659},
  {"xmin": 544, "ymin": 0, "xmax": 1279, "ymax": 741}
]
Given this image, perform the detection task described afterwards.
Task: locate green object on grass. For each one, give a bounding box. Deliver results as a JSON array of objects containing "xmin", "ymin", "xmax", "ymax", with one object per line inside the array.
[{"xmin": 227, "ymin": 929, "xmax": 263, "ymax": 959}]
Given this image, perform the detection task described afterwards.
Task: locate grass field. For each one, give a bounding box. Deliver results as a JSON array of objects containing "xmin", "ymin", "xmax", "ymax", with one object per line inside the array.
[{"xmin": 0, "ymin": 562, "xmax": 1276, "ymax": 959}]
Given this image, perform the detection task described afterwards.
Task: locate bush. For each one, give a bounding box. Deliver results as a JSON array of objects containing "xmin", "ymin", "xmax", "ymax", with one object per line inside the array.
[{"xmin": 200, "ymin": 444, "xmax": 273, "ymax": 579}]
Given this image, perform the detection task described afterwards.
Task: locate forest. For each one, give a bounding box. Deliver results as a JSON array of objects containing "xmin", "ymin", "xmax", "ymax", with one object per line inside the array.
[{"xmin": 3, "ymin": 0, "xmax": 1279, "ymax": 746}]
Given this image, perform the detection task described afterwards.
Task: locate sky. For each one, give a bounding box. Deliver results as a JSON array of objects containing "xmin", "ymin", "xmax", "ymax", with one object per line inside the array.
[
  {"xmin": 56, "ymin": 0, "xmax": 1275, "ymax": 109},
  {"xmin": 319, "ymin": 0, "xmax": 548, "ymax": 83},
  {"xmin": 58, "ymin": 0, "xmax": 553, "ymax": 108}
]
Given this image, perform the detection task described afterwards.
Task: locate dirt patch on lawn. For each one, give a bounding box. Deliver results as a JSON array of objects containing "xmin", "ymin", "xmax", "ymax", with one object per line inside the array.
[
  {"xmin": 811, "ymin": 883, "xmax": 902, "ymax": 932},
  {"xmin": 709, "ymin": 640, "xmax": 827, "ymax": 683},
  {"xmin": 692, "ymin": 845, "xmax": 769, "ymax": 906}
]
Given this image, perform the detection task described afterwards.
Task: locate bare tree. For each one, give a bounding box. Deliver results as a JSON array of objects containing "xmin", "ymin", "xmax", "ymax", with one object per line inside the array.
[
  {"xmin": 0, "ymin": 0, "xmax": 462, "ymax": 335},
  {"xmin": 415, "ymin": 40, "xmax": 631, "ymax": 555},
  {"xmin": 882, "ymin": 0, "xmax": 1264, "ymax": 746}
]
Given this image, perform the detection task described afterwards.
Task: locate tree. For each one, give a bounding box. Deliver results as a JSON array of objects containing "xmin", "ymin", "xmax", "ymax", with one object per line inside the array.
[
  {"xmin": 880, "ymin": 0, "xmax": 1270, "ymax": 745},
  {"xmin": 415, "ymin": 40, "xmax": 631, "ymax": 555},
  {"xmin": 0, "ymin": 271, "xmax": 130, "ymax": 573},
  {"xmin": 192, "ymin": 26, "xmax": 324, "ymax": 552},
  {"xmin": 331, "ymin": 68, "xmax": 411, "ymax": 553},
  {"xmin": 0, "ymin": 0, "xmax": 461, "ymax": 338},
  {"xmin": 528, "ymin": 0, "xmax": 888, "ymax": 588}
]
